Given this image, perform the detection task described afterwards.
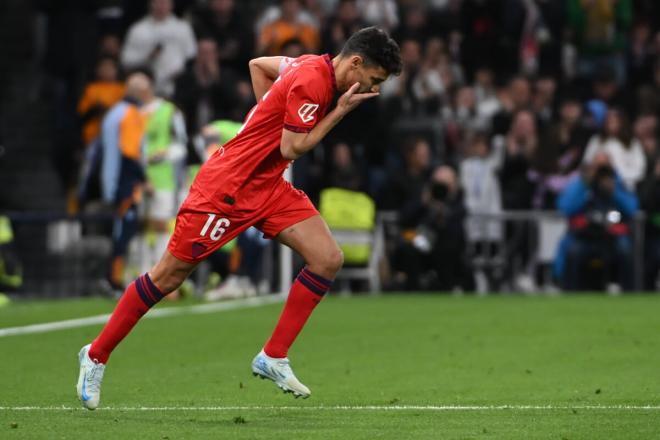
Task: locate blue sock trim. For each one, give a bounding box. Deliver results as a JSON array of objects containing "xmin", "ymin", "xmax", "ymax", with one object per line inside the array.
[
  {"xmin": 134, "ymin": 276, "xmax": 155, "ymax": 307},
  {"xmin": 143, "ymin": 273, "xmax": 165, "ymax": 301}
]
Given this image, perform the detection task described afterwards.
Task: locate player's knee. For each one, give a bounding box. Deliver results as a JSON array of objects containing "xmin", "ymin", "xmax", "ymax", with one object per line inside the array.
[{"xmin": 323, "ymin": 247, "xmax": 344, "ymax": 275}]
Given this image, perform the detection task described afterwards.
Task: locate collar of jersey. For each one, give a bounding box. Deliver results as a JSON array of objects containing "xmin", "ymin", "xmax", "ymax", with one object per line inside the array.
[{"xmin": 322, "ymin": 54, "xmax": 337, "ymax": 91}]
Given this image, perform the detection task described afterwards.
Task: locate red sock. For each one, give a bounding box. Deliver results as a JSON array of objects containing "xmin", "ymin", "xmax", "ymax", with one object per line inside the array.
[
  {"xmin": 89, "ymin": 273, "xmax": 165, "ymax": 363},
  {"xmin": 264, "ymin": 267, "xmax": 332, "ymax": 358}
]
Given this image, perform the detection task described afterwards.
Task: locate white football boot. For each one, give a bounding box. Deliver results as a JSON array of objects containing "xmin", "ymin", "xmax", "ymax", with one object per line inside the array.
[
  {"xmin": 76, "ymin": 344, "xmax": 106, "ymax": 410},
  {"xmin": 251, "ymin": 350, "xmax": 311, "ymax": 398}
]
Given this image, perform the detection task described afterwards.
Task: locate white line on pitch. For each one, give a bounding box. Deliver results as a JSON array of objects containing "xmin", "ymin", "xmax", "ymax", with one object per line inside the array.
[
  {"xmin": 0, "ymin": 294, "xmax": 285, "ymax": 338},
  {"xmin": 1, "ymin": 405, "xmax": 660, "ymax": 411}
]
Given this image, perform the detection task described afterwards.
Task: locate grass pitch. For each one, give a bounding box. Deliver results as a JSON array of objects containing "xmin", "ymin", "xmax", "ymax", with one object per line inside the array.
[{"xmin": 1, "ymin": 294, "xmax": 659, "ymax": 439}]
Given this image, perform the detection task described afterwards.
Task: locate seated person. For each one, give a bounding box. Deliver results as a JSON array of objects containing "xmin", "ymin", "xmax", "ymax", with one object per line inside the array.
[{"xmin": 554, "ymin": 153, "xmax": 639, "ymax": 291}]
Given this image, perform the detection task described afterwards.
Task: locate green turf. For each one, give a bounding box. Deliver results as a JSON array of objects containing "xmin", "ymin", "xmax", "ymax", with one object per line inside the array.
[{"xmin": 1, "ymin": 294, "xmax": 659, "ymax": 439}]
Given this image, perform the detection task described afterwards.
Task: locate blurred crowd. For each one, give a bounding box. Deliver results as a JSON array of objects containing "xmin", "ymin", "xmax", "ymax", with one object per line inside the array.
[{"xmin": 34, "ymin": 0, "xmax": 660, "ymax": 293}]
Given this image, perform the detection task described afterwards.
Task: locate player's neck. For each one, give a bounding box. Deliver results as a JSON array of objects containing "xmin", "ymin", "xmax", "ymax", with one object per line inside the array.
[{"xmin": 332, "ymin": 56, "xmax": 347, "ymax": 92}]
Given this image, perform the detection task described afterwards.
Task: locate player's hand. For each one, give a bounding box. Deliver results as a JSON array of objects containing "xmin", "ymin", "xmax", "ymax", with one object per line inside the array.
[{"xmin": 337, "ymin": 82, "xmax": 379, "ymax": 115}]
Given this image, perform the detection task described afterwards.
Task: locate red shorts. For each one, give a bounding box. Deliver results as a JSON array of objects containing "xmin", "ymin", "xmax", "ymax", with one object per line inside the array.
[{"xmin": 168, "ymin": 181, "xmax": 318, "ymax": 264}]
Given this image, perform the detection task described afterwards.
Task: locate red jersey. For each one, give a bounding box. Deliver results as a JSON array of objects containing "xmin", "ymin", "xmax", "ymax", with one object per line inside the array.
[{"xmin": 191, "ymin": 53, "xmax": 337, "ymax": 211}]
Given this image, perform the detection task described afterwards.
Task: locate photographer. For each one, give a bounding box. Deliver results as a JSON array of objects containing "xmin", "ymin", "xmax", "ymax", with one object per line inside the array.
[
  {"xmin": 554, "ymin": 153, "xmax": 639, "ymax": 291},
  {"xmin": 392, "ymin": 166, "xmax": 471, "ymax": 291}
]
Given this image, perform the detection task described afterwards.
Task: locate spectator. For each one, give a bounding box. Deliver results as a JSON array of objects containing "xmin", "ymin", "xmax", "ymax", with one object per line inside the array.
[
  {"xmin": 77, "ymin": 57, "xmax": 125, "ymax": 149},
  {"xmin": 380, "ymin": 137, "xmax": 432, "ymax": 209},
  {"xmin": 322, "ymin": 0, "xmax": 366, "ymax": 55},
  {"xmin": 499, "ymin": 109, "xmax": 538, "ymax": 210},
  {"xmin": 459, "ymin": 0, "xmax": 504, "ymax": 79},
  {"xmin": 472, "ymin": 67, "xmax": 500, "ymax": 122},
  {"xmin": 191, "ymin": 0, "xmax": 253, "ymax": 76},
  {"xmin": 566, "ymin": 0, "xmax": 633, "ymax": 84},
  {"xmin": 141, "ymin": 92, "xmax": 187, "ymax": 279},
  {"xmin": 100, "ymin": 71, "xmax": 153, "ymax": 291},
  {"xmin": 393, "ymin": 3, "xmax": 431, "ymax": 46},
  {"xmin": 460, "ymin": 132, "xmax": 504, "ymax": 243},
  {"xmin": 412, "ymin": 38, "xmax": 460, "ymax": 116},
  {"xmin": 392, "ymin": 165, "xmax": 470, "ymax": 291},
  {"xmin": 634, "ymin": 114, "xmax": 658, "ymax": 166},
  {"xmin": 323, "ymin": 142, "xmax": 363, "ymax": 192},
  {"xmin": 582, "ymin": 108, "xmax": 646, "ymax": 190},
  {"xmin": 442, "ymin": 86, "xmax": 487, "ymax": 162},
  {"xmin": 636, "ymin": 59, "xmax": 660, "ymax": 116},
  {"xmin": 357, "ymin": 0, "xmax": 399, "ymax": 32},
  {"xmin": 280, "ymin": 38, "xmax": 307, "ymax": 58},
  {"xmin": 121, "ymin": 0, "xmax": 196, "ymax": 96},
  {"xmin": 174, "ymin": 38, "xmax": 249, "ymax": 136},
  {"xmin": 256, "ymin": 0, "xmax": 321, "ymax": 56},
  {"xmin": 627, "ymin": 19, "xmax": 656, "ymax": 89},
  {"xmin": 589, "ymin": 67, "xmax": 631, "ymax": 113},
  {"xmin": 98, "ymin": 34, "xmax": 122, "ymax": 60},
  {"xmin": 491, "ymin": 76, "xmax": 532, "ymax": 135},
  {"xmin": 529, "ymin": 95, "xmax": 590, "ymax": 209},
  {"xmin": 498, "ymin": 109, "xmax": 539, "ymax": 290},
  {"xmin": 555, "ymin": 152, "xmax": 638, "ymax": 291},
  {"xmin": 532, "ymin": 76, "xmax": 557, "ymax": 125},
  {"xmin": 380, "ymin": 38, "xmax": 422, "ymax": 116},
  {"xmin": 638, "ymin": 155, "xmax": 660, "ymax": 289}
]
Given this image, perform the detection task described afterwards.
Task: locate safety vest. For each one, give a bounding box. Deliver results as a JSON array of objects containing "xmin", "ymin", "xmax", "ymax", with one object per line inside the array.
[
  {"xmin": 319, "ymin": 188, "xmax": 375, "ymax": 264},
  {"xmin": 145, "ymin": 100, "xmax": 177, "ymax": 191},
  {"xmin": 188, "ymin": 120, "xmax": 243, "ymax": 185}
]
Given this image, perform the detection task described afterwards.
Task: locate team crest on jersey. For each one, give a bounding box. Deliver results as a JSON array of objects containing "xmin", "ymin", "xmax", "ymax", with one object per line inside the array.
[{"xmin": 298, "ymin": 103, "xmax": 319, "ymax": 123}]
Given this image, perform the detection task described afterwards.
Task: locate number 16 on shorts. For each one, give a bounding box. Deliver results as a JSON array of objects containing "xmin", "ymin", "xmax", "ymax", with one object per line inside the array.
[{"xmin": 200, "ymin": 214, "xmax": 231, "ymax": 241}]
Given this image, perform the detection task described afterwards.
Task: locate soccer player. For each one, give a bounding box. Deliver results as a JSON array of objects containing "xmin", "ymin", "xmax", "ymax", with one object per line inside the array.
[{"xmin": 77, "ymin": 27, "xmax": 401, "ymax": 409}]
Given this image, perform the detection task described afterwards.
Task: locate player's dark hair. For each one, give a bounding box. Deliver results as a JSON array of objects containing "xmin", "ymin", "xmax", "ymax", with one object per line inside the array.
[{"xmin": 340, "ymin": 27, "xmax": 402, "ymax": 76}]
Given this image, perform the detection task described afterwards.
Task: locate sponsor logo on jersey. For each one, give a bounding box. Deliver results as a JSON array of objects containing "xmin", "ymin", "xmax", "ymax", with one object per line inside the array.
[{"xmin": 298, "ymin": 103, "xmax": 319, "ymax": 123}]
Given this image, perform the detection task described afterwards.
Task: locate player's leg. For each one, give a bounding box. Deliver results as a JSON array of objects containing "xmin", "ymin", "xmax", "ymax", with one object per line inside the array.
[
  {"xmin": 264, "ymin": 214, "xmax": 342, "ymax": 357},
  {"xmin": 77, "ymin": 190, "xmax": 251, "ymax": 409},
  {"xmin": 252, "ymin": 213, "xmax": 342, "ymax": 398},
  {"xmin": 77, "ymin": 251, "xmax": 195, "ymax": 409}
]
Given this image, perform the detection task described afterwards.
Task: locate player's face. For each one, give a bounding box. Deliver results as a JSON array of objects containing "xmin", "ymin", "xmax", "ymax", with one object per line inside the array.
[{"xmin": 346, "ymin": 56, "xmax": 388, "ymax": 94}]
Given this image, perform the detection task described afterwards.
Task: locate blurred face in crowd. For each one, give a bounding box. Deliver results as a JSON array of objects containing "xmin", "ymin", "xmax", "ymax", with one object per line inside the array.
[
  {"xmin": 631, "ymin": 21, "xmax": 651, "ymax": 44},
  {"xmin": 209, "ymin": 0, "xmax": 234, "ymax": 15},
  {"xmin": 511, "ymin": 110, "xmax": 537, "ymax": 141},
  {"xmin": 400, "ymin": 39, "xmax": 422, "ymax": 69},
  {"xmin": 281, "ymin": 0, "xmax": 301, "ymax": 21},
  {"xmin": 469, "ymin": 135, "xmax": 489, "ymax": 158},
  {"xmin": 150, "ymin": 0, "xmax": 173, "ymax": 20},
  {"xmin": 535, "ymin": 77, "xmax": 556, "ymax": 103},
  {"xmin": 404, "ymin": 6, "xmax": 426, "ymax": 30},
  {"xmin": 560, "ymin": 100, "xmax": 582, "ymax": 125},
  {"xmin": 634, "ymin": 114, "xmax": 657, "ymax": 139},
  {"xmin": 424, "ymin": 38, "xmax": 446, "ymax": 66},
  {"xmin": 455, "ymin": 86, "xmax": 475, "ymax": 110},
  {"xmin": 125, "ymin": 72, "xmax": 153, "ymax": 103},
  {"xmin": 510, "ymin": 77, "xmax": 531, "ymax": 109},
  {"xmin": 604, "ymin": 110, "xmax": 623, "ymax": 137},
  {"xmin": 594, "ymin": 77, "xmax": 617, "ymax": 101},
  {"xmin": 99, "ymin": 34, "xmax": 121, "ymax": 59},
  {"xmin": 333, "ymin": 143, "xmax": 353, "ymax": 169},
  {"xmin": 592, "ymin": 151, "xmax": 611, "ymax": 169},
  {"xmin": 407, "ymin": 139, "xmax": 431, "ymax": 173},
  {"xmin": 197, "ymin": 39, "xmax": 219, "ymax": 66},
  {"xmin": 282, "ymin": 40, "xmax": 305, "ymax": 58},
  {"xmin": 431, "ymin": 165, "xmax": 457, "ymax": 195},
  {"xmin": 475, "ymin": 68, "xmax": 493, "ymax": 89},
  {"xmin": 96, "ymin": 58, "xmax": 119, "ymax": 82},
  {"xmin": 337, "ymin": 0, "xmax": 358, "ymax": 23}
]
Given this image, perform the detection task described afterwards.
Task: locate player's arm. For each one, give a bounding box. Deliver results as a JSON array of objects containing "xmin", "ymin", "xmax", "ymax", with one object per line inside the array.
[
  {"xmin": 248, "ymin": 56, "xmax": 288, "ymax": 101},
  {"xmin": 280, "ymin": 83, "xmax": 378, "ymax": 160}
]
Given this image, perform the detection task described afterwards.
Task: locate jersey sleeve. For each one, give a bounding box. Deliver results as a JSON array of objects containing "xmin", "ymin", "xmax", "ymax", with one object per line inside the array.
[{"xmin": 283, "ymin": 70, "xmax": 324, "ymax": 133}]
